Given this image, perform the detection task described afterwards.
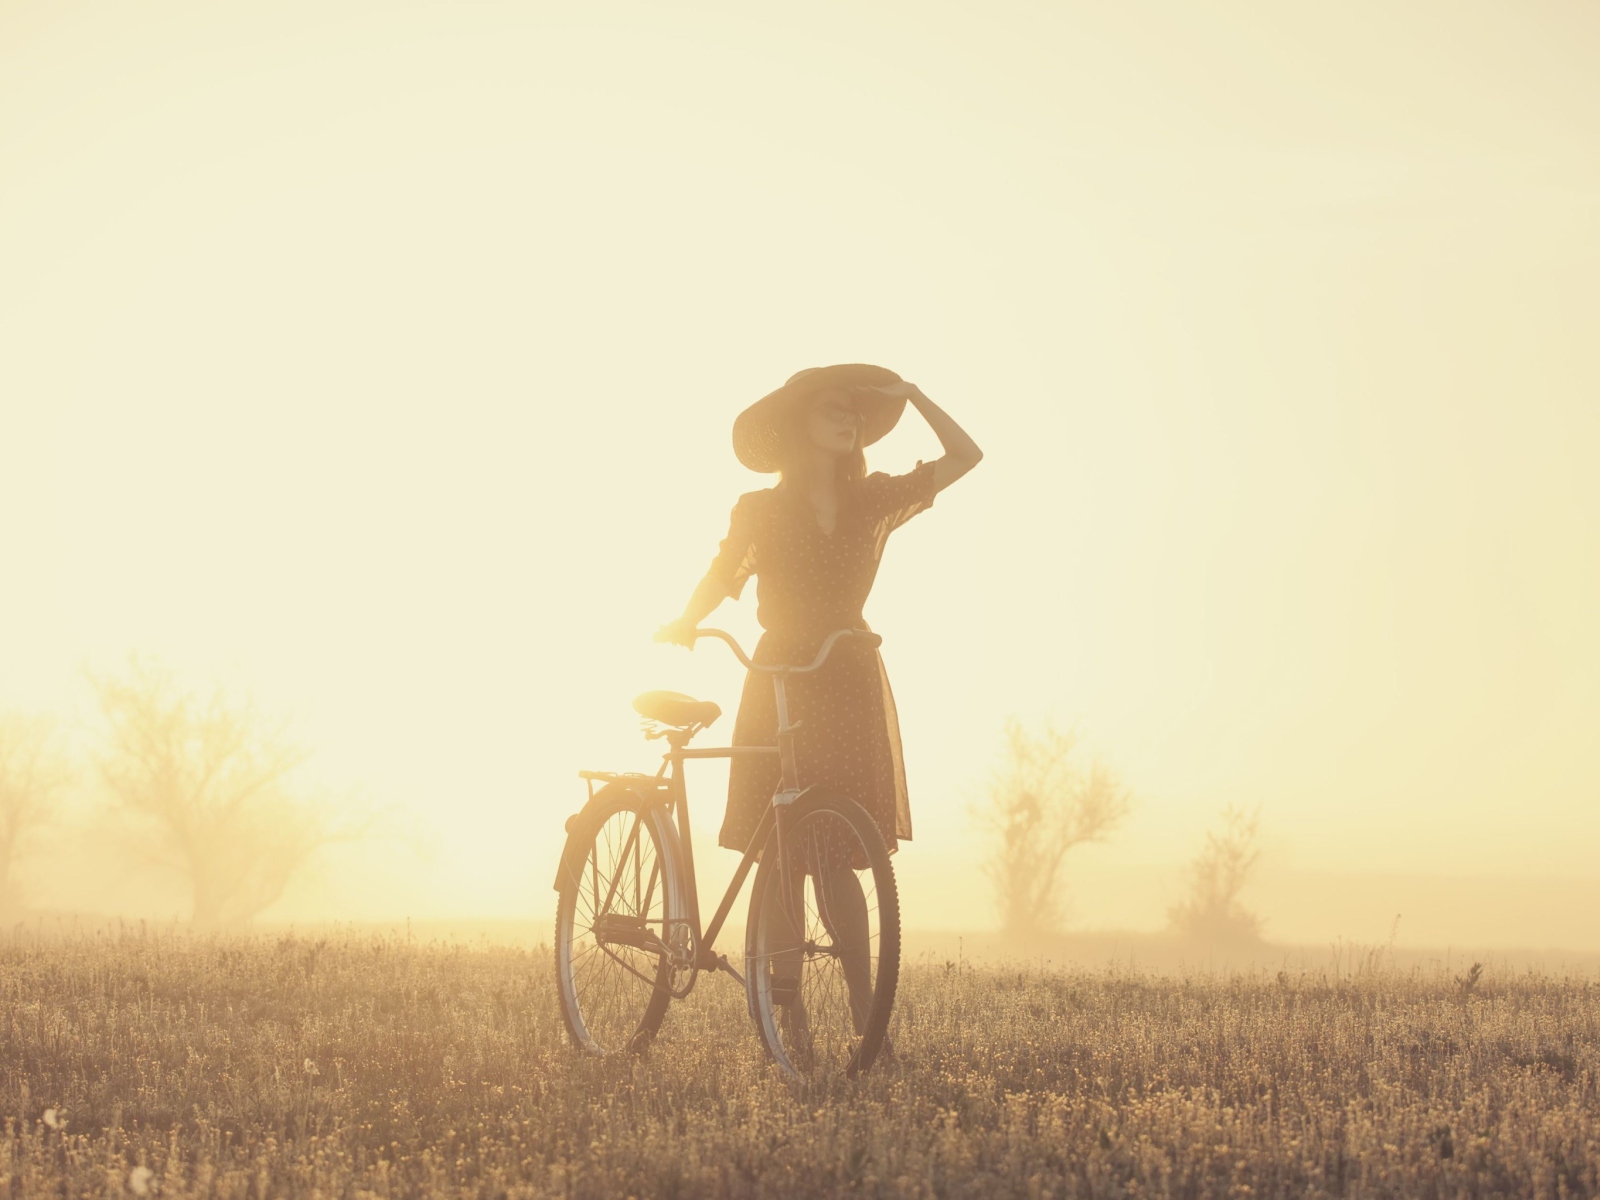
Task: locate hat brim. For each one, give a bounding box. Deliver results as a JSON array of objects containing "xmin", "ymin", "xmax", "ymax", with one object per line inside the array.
[{"xmin": 732, "ymin": 363, "xmax": 905, "ymax": 473}]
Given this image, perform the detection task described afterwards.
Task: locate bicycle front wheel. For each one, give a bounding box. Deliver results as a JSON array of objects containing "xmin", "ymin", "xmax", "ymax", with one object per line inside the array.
[
  {"xmin": 554, "ymin": 786, "xmax": 688, "ymax": 1055},
  {"xmin": 745, "ymin": 789, "xmax": 901, "ymax": 1079}
]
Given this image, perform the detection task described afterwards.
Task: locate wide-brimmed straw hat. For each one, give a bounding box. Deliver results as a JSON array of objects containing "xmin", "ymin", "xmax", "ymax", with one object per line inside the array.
[{"xmin": 732, "ymin": 363, "xmax": 905, "ymax": 473}]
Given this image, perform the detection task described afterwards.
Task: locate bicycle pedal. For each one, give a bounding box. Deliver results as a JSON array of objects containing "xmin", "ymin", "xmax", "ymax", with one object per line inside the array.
[{"xmin": 768, "ymin": 977, "xmax": 801, "ymax": 1006}]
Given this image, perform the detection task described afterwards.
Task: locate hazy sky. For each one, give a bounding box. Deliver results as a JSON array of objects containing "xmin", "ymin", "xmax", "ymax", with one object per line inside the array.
[{"xmin": 3, "ymin": 0, "xmax": 1597, "ymax": 944}]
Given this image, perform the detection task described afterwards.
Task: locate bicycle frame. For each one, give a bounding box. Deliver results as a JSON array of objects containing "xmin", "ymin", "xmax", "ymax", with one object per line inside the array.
[
  {"xmin": 667, "ymin": 738, "xmax": 778, "ymax": 976},
  {"xmin": 575, "ymin": 626, "xmax": 879, "ymax": 984}
]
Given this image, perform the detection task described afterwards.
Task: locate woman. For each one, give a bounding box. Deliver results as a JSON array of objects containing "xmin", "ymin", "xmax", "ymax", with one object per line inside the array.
[{"xmin": 656, "ymin": 363, "xmax": 981, "ymax": 1024}]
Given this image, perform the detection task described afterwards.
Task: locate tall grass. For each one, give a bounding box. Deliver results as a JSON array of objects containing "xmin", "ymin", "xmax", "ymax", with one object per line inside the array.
[{"xmin": 1, "ymin": 933, "xmax": 1596, "ymax": 1197}]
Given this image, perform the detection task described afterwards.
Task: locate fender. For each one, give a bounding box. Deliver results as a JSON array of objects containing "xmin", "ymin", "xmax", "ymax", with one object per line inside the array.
[{"xmin": 552, "ymin": 781, "xmax": 674, "ymax": 893}]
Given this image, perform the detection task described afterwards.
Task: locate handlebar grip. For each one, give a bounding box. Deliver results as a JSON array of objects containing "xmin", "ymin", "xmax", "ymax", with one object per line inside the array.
[{"xmin": 855, "ymin": 632, "xmax": 883, "ymax": 650}]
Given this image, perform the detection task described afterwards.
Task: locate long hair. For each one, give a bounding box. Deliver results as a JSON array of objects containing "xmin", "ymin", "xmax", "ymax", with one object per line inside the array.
[{"xmin": 774, "ymin": 393, "xmax": 867, "ymax": 492}]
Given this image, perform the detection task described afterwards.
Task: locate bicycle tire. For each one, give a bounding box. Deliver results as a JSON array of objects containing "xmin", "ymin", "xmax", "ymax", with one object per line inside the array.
[
  {"xmin": 554, "ymin": 785, "xmax": 688, "ymax": 1055},
  {"xmin": 744, "ymin": 789, "xmax": 901, "ymax": 1079}
]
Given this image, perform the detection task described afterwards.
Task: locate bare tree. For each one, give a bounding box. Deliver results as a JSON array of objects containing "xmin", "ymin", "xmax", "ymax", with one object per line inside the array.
[
  {"xmin": 976, "ymin": 720, "xmax": 1133, "ymax": 940},
  {"xmin": 1168, "ymin": 805, "xmax": 1264, "ymax": 945},
  {"xmin": 0, "ymin": 713, "xmax": 72, "ymax": 915},
  {"xmin": 92, "ymin": 658, "xmax": 354, "ymax": 930}
]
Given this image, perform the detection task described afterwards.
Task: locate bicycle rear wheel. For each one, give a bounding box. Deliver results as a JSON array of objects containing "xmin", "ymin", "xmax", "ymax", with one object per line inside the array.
[
  {"xmin": 745, "ymin": 789, "xmax": 901, "ymax": 1079},
  {"xmin": 554, "ymin": 786, "xmax": 688, "ymax": 1055}
]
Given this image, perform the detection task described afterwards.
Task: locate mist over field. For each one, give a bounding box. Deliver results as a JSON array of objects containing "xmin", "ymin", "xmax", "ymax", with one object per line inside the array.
[
  {"xmin": 6, "ymin": 6, "xmax": 1600, "ymax": 1197},
  {"xmin": 3, "ymin": 0, "xmax": 1598, "ymax": 960}
]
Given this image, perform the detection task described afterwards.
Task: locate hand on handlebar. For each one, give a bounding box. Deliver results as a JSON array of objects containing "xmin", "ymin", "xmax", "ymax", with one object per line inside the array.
[{"xmin": 654, "ymin": 617, "xmax": 699, "ymax": 648}]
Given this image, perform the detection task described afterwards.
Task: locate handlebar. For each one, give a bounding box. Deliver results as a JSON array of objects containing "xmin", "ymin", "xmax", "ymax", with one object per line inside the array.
[{"xmin": 692, "ymin": 627, "xmax": 881, "ymax": 674}]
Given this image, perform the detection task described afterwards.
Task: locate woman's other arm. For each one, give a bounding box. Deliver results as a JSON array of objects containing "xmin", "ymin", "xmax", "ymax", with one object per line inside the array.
[{"xmin": 656, "ymin": 495, "xmax": 756, "ymax": 647}]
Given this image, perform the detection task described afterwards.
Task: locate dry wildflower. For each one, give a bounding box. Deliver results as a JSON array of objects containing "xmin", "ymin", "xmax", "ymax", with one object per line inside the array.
[
  {"xmin": 0, "ymin": 934, "xmax": 1594, "ymax": 1198},
  {"xmin": 42, "ymin": 1107, "xmax": 65, "ymax": 1130}
]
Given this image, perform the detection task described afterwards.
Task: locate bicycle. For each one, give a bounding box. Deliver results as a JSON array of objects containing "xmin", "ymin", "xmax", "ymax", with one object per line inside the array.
[{"xmin": 552, "ymin": 626, "xmax": 901, "ymax": 1079}]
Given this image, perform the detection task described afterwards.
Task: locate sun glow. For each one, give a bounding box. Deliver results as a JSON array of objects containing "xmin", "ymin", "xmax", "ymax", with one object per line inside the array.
[{"xmin": 3, "ymin": 0, "xmax": 1598, "ymax": 949}]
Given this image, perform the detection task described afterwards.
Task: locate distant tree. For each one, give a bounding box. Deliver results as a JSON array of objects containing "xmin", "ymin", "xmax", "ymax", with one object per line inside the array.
[
  {"xmin": 92, "ymin": 659, "xmax": 357, "ymax": 930},
  {"xmin": 976, "ymin": 720, "xmax": 1133, "ymax": 940},
  {"xmin": 1168, "ymin": 805, "xmax": 1264, "ymax": 944},
  {"xmin": 0, "ymin": 713, "xmax": 72, "ymax": 915}
]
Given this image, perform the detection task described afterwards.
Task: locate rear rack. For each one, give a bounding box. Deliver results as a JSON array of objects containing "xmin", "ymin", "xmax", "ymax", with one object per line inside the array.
[{"xmin": 575, "ymin": 770, "xmax": 669, "ymax": 812}]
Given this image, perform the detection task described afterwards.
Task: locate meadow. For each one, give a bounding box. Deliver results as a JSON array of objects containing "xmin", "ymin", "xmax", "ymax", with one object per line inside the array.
[{"xmin": 2, "ymin": 933, "xmax": 1596, "ymax": 1199}]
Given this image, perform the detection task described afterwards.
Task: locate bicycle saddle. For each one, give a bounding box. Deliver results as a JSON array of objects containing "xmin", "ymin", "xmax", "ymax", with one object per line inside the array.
[{"xmin": 633, "ymin": 690, "xmax": 721, "ymax": 729}]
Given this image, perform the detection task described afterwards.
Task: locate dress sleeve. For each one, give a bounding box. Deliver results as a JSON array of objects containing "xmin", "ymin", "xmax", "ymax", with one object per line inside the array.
[
  {"xmin": 704, "ymin": 493, "xmax": 759, "ymax": 600},
  {"xmin": 858, "ymin": 460, "xmax": 939, "ymax": 533}
]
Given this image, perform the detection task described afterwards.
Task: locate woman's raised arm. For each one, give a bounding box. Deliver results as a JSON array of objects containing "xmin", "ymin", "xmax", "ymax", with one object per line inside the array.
[{"xmin": 867, "ymin": 382, "xmax": 983, "ymax": 492}]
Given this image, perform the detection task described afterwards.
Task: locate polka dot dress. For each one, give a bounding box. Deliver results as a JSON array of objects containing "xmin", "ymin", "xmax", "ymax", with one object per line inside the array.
[{"xmin": 701, "ymin": 462, "xmax": 939, "ymax": 866}]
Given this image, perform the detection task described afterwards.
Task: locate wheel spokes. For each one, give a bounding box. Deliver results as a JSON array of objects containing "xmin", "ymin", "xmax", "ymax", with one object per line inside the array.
[
  {"xmin": 756, "ymin": 808, "xmax": 882, "ymax": 1075},
  {"xmin": 562, "ymin": 808, "xmax": 669, "ymax": 1051}
]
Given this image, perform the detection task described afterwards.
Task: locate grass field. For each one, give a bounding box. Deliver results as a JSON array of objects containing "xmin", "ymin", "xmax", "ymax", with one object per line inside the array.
[{"xmin": 2, "ymin": 934, "xmax": 1597, "ymax": 1198}]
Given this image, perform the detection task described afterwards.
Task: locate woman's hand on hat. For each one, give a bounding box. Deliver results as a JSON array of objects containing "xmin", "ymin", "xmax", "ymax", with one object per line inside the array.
[{"xmin": 858, "ymin": 380, "xmax": 925, "ymax": 403}]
